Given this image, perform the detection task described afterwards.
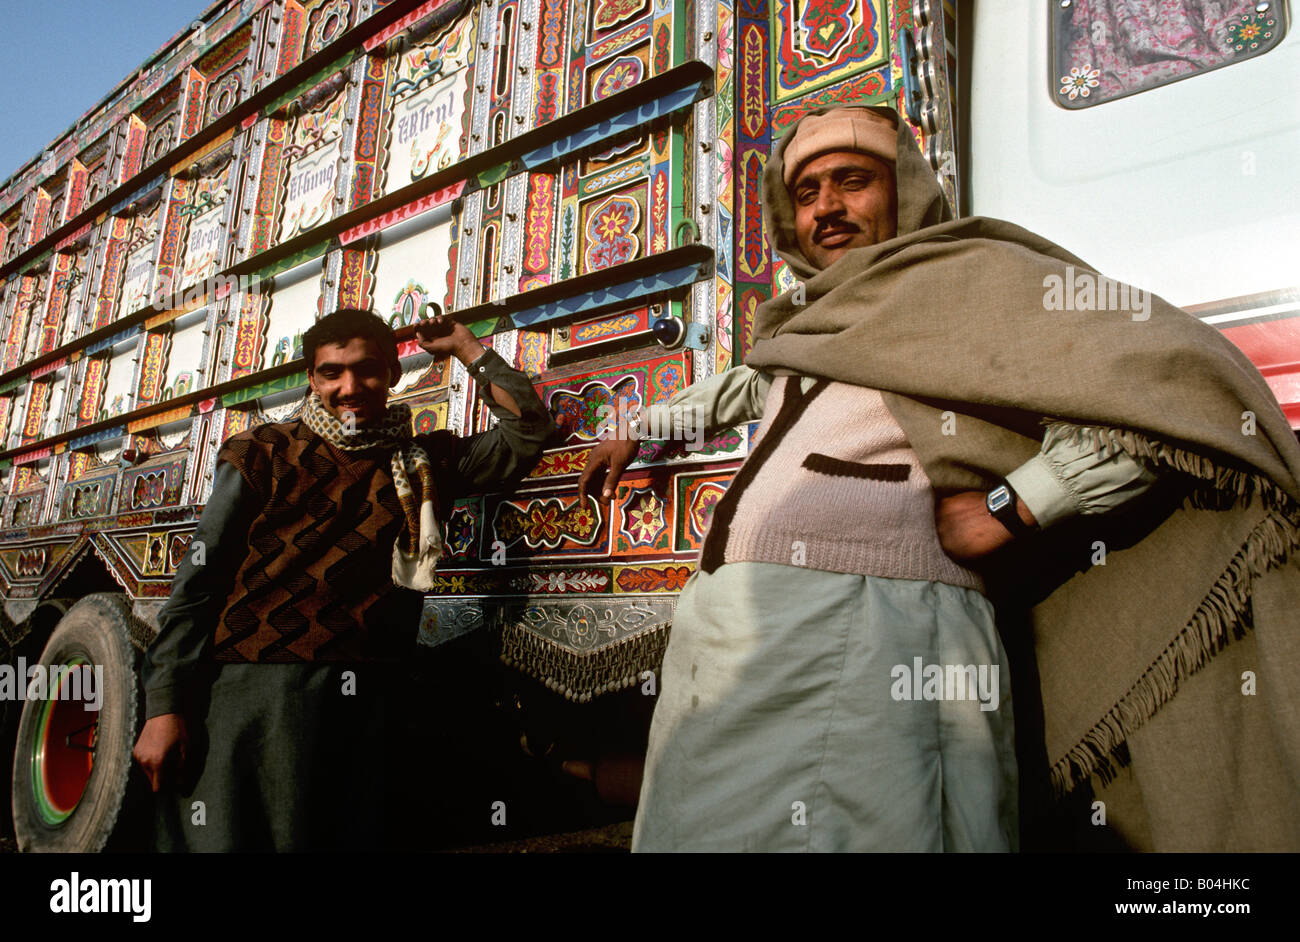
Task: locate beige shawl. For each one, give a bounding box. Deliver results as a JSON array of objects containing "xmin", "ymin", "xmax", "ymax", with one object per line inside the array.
[{"xmin": 745, "ymin": 105, "xmax": 1300, "ymax": 850}]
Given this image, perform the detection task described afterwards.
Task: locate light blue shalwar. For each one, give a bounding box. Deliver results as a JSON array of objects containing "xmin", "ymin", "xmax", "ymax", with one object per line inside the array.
[{"xmin": 631, "ymin": 367, "xmax": 1155, "ymax": 853}]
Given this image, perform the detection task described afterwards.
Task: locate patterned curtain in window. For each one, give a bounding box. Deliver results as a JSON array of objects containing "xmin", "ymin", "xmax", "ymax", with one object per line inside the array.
[{"xmin": 1056, "ymin": 0, "xmax": 1281, "ymax": 103}]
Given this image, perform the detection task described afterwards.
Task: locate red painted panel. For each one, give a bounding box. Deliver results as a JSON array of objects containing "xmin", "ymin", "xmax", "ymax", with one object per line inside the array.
[{"xmin": 1221, "ymin": 317, "xmax": 1300, "ymax": 428}]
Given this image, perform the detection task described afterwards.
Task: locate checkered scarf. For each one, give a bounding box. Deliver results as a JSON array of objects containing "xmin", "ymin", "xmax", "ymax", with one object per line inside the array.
[{"xmin": 302, "ymin": 391, "xmax": 443, "ymax": 590}]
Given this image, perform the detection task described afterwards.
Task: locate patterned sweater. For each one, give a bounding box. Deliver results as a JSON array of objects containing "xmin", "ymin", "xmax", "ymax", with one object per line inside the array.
[
  {"xmin": 143, "ymin": 349, "xmax": 555, "ymax": 716},
  {"xmin": 212, "ymin": 420, "xmax": 438, "ymax": 662},
  {"xmin": 645, "ymin": 365, "xmax": 1159, "ymax": 588}
]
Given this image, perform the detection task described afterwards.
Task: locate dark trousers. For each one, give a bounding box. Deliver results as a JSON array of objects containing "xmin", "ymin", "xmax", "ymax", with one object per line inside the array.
[{"xmin": 154, "ymin": 663, "xmax": 404, "ymax": 852}]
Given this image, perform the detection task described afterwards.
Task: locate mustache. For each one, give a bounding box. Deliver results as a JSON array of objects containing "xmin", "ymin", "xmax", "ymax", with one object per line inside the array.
[{"xmin": 813, "ymin": 218, "xmax": 861, "ymax": 242}]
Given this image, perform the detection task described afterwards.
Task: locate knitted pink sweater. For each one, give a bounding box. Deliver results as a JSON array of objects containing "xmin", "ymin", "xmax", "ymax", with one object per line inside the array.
[{"xmin": 700, "ymin": 375, "xmax": 983, "ymax": 592}]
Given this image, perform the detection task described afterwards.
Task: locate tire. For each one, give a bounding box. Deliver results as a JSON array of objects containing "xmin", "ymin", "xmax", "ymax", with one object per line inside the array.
[{"xmin": 10, "ymin": 594, "xmax": 142, "ymax": 852}]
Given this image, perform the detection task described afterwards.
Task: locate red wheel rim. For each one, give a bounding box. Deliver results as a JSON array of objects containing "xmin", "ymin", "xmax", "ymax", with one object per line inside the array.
[{"xmin": 31, "ymin": 660, "xmax": 98, "ymax": 826}]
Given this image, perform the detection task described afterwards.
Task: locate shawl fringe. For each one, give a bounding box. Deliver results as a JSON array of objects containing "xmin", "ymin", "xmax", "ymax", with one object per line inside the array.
[
  {"xmin": 499, "ymin": 619, "xmax": 672, "ymax": 703},
  {"xmin": 1044, "ymin": 420, "xmax": 1300, "ymax": 522},
  {"xmin": 1045, "ymin": 420, "xmax": 1300, "ymax": 795}
]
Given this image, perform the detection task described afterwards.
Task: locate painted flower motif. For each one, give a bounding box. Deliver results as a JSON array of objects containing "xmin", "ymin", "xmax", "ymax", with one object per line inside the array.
[
  {"xmin": 593, "ymin": 0, "xmax": 644, "ymax": 32},
  {"xmin": 624, "ymin": 494, "xmax": 665, "ymax": 545},
  {"xmin": 584, "ymin": 195, "xmax": 640, "ymax": 271},
  {"xmin": 690, "ymin": 485, "xmax": 725, "ymax": 535},
  {"xmin": 716, "ymin": 139, "xmax": 734, "ymax": 194},
  {"xmin": 1227, "ymin": 14, "xmax": 1274, "ymax": 53},
  {"xmin": 569, "ymin": 504, "xmax": 596, "ymax": 537},
  {"xmin": 1059, "ymin": 65, "xmax": 1101, "ymax": 100},
  {"xmin": 663, "ymin": 567, "xmax": 690, "ymax": 591},
  {"xmin": 596, "ymin": 61, "xmax": 640, "ymax": 98},
  {"xmin": 525, "ymin": 504, "xmax": 562, "ymax": 542},
  {"xmin": 717, "ymin": 8, "xmax": 734, "ymax": 71},
  {"xmin": 595, "ymin": 203, "xmax": 632, "ymax": 242}
]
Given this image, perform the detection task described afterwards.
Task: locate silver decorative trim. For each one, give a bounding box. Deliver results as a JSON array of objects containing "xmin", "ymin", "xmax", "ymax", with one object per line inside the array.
[
  {"xmin": 417, "ymin": 595, "xmax": 679, "ymax": 654},
  {"xmin": 468, "ymin": 1, "xmax": 498, "ymax": 158},
  {"xmin": 323, "ymin": 247, "xmax": 343, "ymax": 311},
  {"xmin": 419, "ymin": 597, "xmax": 485, "ymax": 648},
  {"xmin": 235, "ymin": 123, "xmax": 266, "ymax": 257},
  {"xmin": 454, "ymin": 188, "xmax": 484, "ymax": 311},
  {"xmin": 512, "ymin": 596, "xmax": 677, "ymax": 652},
  {"xmin": 448, "ymin": 355, "xmax": 469, "ymax": 433},
  {"xmin": 691, "ymin": 92, "xmax": 716, "ymax": 382},
  {"xmin": 511, "ymin": 0, "xmax": 540, "ymax": 138},
  {"xmin": 498, "ymin": 171, "xmax": 527, "ymax": 300}
]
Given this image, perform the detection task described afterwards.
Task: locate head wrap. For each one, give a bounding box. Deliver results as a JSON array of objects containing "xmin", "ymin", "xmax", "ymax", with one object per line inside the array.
[{"xmin": 781, "ymin": 107, "xmax": 898, "ymax": 188}]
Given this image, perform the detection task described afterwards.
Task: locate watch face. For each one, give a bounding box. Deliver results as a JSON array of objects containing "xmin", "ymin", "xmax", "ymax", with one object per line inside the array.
[{"xmin": 987, "ymin": 485, "xmax": 1012, "ymax": 513}]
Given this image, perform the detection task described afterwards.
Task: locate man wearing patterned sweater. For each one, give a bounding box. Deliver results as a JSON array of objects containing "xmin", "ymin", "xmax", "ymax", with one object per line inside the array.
[
  {"xmin": 580, "ymin": 103, "xmax": 1300, "ymax": 853},
  {"xmin": 133, "ymin": 308, "xmax": 555, "ymax": 851}
]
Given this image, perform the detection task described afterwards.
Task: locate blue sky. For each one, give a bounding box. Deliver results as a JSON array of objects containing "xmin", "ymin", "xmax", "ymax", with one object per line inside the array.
[{"xmin": 0, "ymin": 0, "xmax": 211, "ymax": 185}]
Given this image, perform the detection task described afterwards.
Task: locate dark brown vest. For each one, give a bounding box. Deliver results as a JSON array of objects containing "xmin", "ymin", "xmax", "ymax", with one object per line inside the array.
[{"xmin": 212, "ymin": 420, "xmax": 435, "ymax": 662}]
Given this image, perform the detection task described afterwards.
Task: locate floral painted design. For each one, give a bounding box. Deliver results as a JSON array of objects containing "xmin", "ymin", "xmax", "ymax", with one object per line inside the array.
[
  {"xmin": 620, "ymin": 490, "xmax": 666, "ymax": 546},
  {"xmin": 688, "ymin": 482, "xmax": 727, "ymax": 539},
  {"xmin": 593, "ymin": 56, "xmax": 644, "ymax": 100},
  {"xmin": 1055, "ymin": 0, "xmax": 1280, "ymax": 106},
  {"xmin": 1059, "ymin": 65, "xmax": 1101, "ymax": 100},
  {"xmin": 549, "ymin": 376, "xmax": 642, "ymax": 442},
  {"xmin": 1226, "ymin": 13, "xmax": 1276, "ymax": 53},
  {"xmin": 798, "ymin": 0, "xmax": 857, "ymax": 61},
  {"xmin": 583, "ymin": 194, "xmax": 641, "ymax": 271},
  {"xmin": 592, "ymin": 0, "xmax": 646, "ymax": 33},
  {"xmin": 494, "ymin": 498, "xmax": 601, "ymax": 550}
]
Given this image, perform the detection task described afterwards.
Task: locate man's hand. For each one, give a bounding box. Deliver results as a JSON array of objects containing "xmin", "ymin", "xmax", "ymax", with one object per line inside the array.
[
  {"xmin": 415, "ymin": 315, "xmax": 485, "ymax": 366},
  {"xmin": 133, "ymin": 713, "xmax": 188, "ymax": 793},
  {"xmin": 416, "ymin": 315, "xmax": 526, "ymax": 414},
  {"xmin": 578, "ymin": 437, "xmax": 639, "ymax": 510},
  {"xmin": 936, "ymin": 490, "xmax": 1037, "ymax": 562}
]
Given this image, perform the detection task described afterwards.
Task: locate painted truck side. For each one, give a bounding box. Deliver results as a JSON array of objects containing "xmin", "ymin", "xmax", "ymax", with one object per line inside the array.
[{"xmin": 0, "ymin": 0, "xmax": 1292, "ymax": 849}]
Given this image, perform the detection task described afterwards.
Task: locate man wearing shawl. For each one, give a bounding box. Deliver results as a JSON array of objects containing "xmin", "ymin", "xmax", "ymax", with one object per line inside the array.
[
  {"xmin": 133, "ymin": 308, "xmax": 555, "ymax": 850},
  {"xmin": 581, "ymin": 106, "xmax": 1300, "ymax": 852}
]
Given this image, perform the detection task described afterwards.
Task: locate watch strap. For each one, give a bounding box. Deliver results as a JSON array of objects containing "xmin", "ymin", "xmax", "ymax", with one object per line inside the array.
[{"xmin": 986, "ymin": 481, "xmax": 1034, "ymax": 538}]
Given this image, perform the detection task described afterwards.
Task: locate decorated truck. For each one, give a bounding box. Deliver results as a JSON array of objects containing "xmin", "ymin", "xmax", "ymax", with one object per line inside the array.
[{"xmin": 1, "ymin": 0, "xmax": 1295, "ymax": 851}]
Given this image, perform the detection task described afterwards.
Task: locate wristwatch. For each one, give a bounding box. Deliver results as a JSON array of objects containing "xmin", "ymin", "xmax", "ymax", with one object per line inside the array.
[{"xmin": 986, "ymin": 480, "xmax": 1035, "ymax": 538}]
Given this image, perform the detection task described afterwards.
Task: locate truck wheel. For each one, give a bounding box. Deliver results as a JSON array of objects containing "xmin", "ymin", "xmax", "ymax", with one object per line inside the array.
[{"xmin": 10, "ymin": 594, "xmax": 141, "ymax": 852}]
